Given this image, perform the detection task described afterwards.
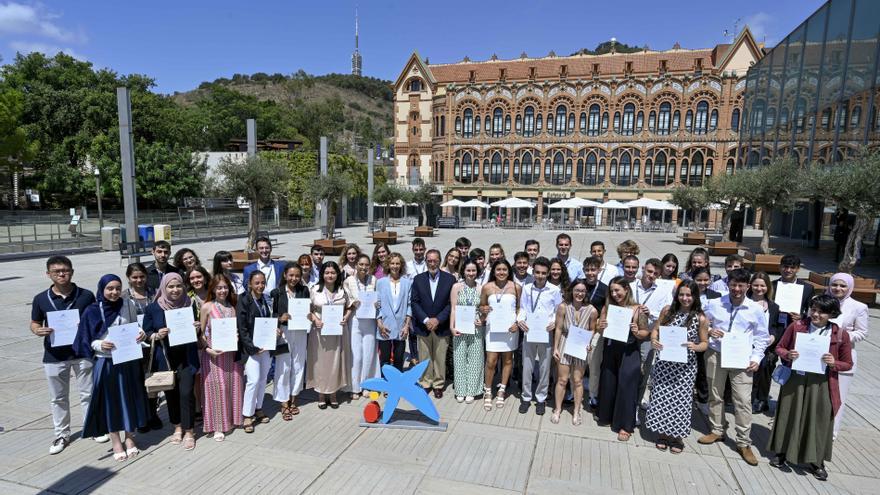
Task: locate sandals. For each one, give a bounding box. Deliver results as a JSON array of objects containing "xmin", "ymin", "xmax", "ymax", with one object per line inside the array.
[
  {"xmin": 351, "ymin": 393, "xmax": 361, "ymax": 401},
  {"xmin": 617, "ymin": 430, "xmax": 632, "ymax": 442},
  {"xmin": 183, "ymin": 435, "xmax": 195, "ymax": 451},
  {"xmin": 572, "ymin": 410, "xmax": 583, "ymax": 426},
  {"xmin": 243, "ymin": 416, "xmax": 255, "ymax": 433},
  {"xmin": 655, "ymin": 436, "xmax": 669, "ymax": 451},
  {"xmin": 281, "ymin": 402, "xmax": 294, "ymax": 421},
  {"xmin": 214, "ymin": 432, "xmax": 226, "ymax": 442},
  {"xmin": 254, "ymin": 409, "xmax": 270, "ymax": 424},
  {"xmin": 113, "ymin": 451, "xmax": 128, "ymax": 462},
  {"xmin": 550, "ymin": 409, "xmax": 561, "ymax": 424},
  {"xmin": 290, "ymin": 403, "xmax": 301, "ymax": 415},
  {"xmin": 329, "ymin": 395, "xmax": 340, "ymax": 409},
  {"xmin": 483, "ymin": 387, "xmax": 493, "ymax": 411},
  {"xmin": 669, "ymin": 439, "xmax": 684, "ymax": 454},
  {"xmin": 170, "ymin": 431, "xmax": 183, "ymax": 444},
  {"xmin": 495, "ymin": 385, "xmax": 506, "ymax": 409}
]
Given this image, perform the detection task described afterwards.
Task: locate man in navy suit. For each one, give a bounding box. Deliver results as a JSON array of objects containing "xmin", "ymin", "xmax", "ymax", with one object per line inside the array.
[
  {"xmin": 242, "ymin": 236, "xmax": 285, "ymax": 302},
  {"xmin": 410, "ymin": 249, "xmax": 455, "ymax": 397}
]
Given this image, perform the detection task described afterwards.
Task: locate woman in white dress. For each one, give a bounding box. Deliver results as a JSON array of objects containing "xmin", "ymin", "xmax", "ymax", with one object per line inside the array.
[
  {"xmin": 479, "ymin": 259, "xmax": 521, "ymax": 410},
  {"xmin": 342, "ymin": 254, "xmax": 380, "ymax": 399}
]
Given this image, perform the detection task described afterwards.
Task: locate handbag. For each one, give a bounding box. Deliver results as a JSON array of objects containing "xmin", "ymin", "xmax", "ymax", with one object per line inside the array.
[
  {"xmin": 144, "ymin": 337, "xmax": 176, "ymax": 397},
  {"xmin": 771, "ymin": 363, "xmax": 791, "ymax": 386}
]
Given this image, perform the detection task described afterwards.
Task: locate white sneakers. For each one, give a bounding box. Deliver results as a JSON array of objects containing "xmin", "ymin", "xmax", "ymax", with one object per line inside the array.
[
  {"xmin": 49, "ymin": 436, "xmax": 69, "ymax": 455},
  {"xmin": 94, "ymin": 434, "xmax": 109, "ymax": 443}
]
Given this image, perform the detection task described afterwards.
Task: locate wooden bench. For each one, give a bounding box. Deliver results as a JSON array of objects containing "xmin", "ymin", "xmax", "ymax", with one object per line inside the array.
[
  {"xmin": 805, "ymin": 272, "xmax": 879, "ymax": 305},
  {"xmin": 371, "ymin": 231, "xmax": 398, "ymax": 245},
  {"xmin": 703, "ymin": 240, "xmax": 743, "ymax": 257},
  {"xmin": 742, "ymin": 253, "xmax": 784, "ymax": 274},
  {"xmin": 230, "ymin": 251, "xmax": 283, "ymax": 271},
  {"xmin": 312, "ymin": 238, "xmax": 346, "ymax": 255},
  {"xmin": 414, "ymin": 226, "xmax": 434, "ymax": 237},
  {"xmin": 681, "ymin": 231, "xmax": 707, "ymax": 245}
]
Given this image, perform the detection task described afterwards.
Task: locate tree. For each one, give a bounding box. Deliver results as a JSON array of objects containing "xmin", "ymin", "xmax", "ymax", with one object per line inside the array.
[
  {"xmin": 668, "ymin": 185, "xmax": 710, "ymax": 230},
  {"xmin": 404, "ymin": 182, "xmax": 437, "ymax": 226},
  {"xmin": 704, "ymin": 173, "xmax": 749, "ymax": 241},
  {"xmin": 216, "ymin": 154, "xmax": 290, "ymax": 251},
  {"xmin": 307, "ymin": 173, "xmax": 352, "ymax": 239},
  {"xmin": 373, "ymin": 183, "xmax": 405, "ymax": 231},
  {"xmin": 804, "ymin": 149, "xmax": 880, "ymax": 272},
  {"xmin": 736, "ymin": 157, "xmax": 805, "ymax": 254},
  {"xmin": 0, "ymin": 87, "xmax": 38, "ymax": 208}
]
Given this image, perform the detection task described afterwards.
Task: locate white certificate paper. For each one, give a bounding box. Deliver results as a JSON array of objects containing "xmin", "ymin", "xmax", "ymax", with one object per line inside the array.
[
  {"xmin": 525, "ymin": 312, "xmax": 551, "ymax": 344},
  {"xmin": 454, "ymin": 305, "xmax": 476, "ymax": 334},
  {"xmin": 655, "ymin": 279, "xmax": 676, "ymax": 297},
  {"xmin": 791, "ymin": 332, "xmax": 830, "ymax": 375},
  {"xmin": 356, "ymin": 292, "xmax": 378, "ymax": 320},
  {"xmin": 47, "ymin": 309, "xmax": 80, "ymax": 347},
  {"xmin": 563, "ymin": 325, "xmax": 592, "ymax": 360},
  {"xmin": 604, "ymin": 305, "xmax": 633, "ymax": 343},
  {"xmin": 288, "ymin": 298, "xmax": 311, "ymax": 331},
  {"xmin": 252, "ymin": 317, "xmax": 277, "ymax": 351},
  {"xmin": 488, "ymin": 298, "xmax": 516, "ymax": 333},
  {"xmin": 165, "ymin": 308, "xmax": 197, "ymax": 346},
  {"xmin": 721, "ymin": 332, "xmax": 752, "ymax": 369},
  {"xmin": 658, "ymin": 326, "xmax": 688, "ymax": 363},
  {"xmin": 775, "ymin": 282, "xmax": 805, "ymax": 314},
  {"xmin": 321, "ymin": 304, "xmax": 344, "ymax": 336},
  {"xmin": 108, "ymin": 323, "xmax": 142, "ymax": 364},
  {"xmin": 210, "ymin": 317, "xmax": 239, "ymax": 353}
]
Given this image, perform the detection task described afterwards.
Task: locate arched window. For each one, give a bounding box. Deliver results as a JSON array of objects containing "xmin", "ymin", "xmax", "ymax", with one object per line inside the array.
[
  {"xmin": 780, "ymin": 107, "xmax": 790, "ymax": 130},
  {"xmin": 489, "ymin": 152, "xmax": 503, "ymax": 184},
  {"xmin": 565, "ymin": 159, "xmax": 573, "ymax": 183},
  {"xmin": 546, "ymin": 113, "xmax": 554, "ymax": 133},
  {"xmin": 705, "ymin": 158, "xmax": 713, "ymax": 177},
  {"xmin": 601, "ymin": 112, "xmax": 609, "ymax": 133},
  {"xmin": 555, "ymin": 105, "xmax": 567, "ymax": 136},
  {"xmin": 689, "ymin": 152, "xmax": 704, "ymax": 186},
  {"xmin": 409, "ymin": 79, "xmax": 421, "ymax": 92},
  {"xmin": 766, "ymin": 108, "xmax": 777, "ymax": 129},
  {"xmin": 568, "ymin": 113, "xmax": 575, "ymax": 134},
  {"xmin": 463, "ymin": 109, "xmax": 473, "ymax": 137},
  {"xmin": 504, "ymin": 115, "xmax": 511, "ymax": 135},
  {"xmin": 576, "ymin": 159, "xmax": 584, "ymax": 182},
  {"xmin": 536, "ymin": 114, "xmax": 543, "ymax": 133},
  {"xmin": 850, "ymin": 105, "xmax": 862, "ymax": 129},
  {"xmin": 680, "ymin": 158, "xmax": 689, "ymax": 183},
  {"xmin": 633, "ymin": 158, "xmax": 640, "ymax": 183},
  {"xmin": 613, "ymin": 112, "xmax": 621, "ymax": 133},
  {"xmin": 609, "ymin": 158, "xmax": 618, "ymax": 184},
  {"xmin": 598, "ymin": 159, "xmax": 606, "ymax": 183},
  {"xmin": 726, "ymin": 158, "xmax": 734, "ymax": 175},
  {"xmin": 523, "ymin": 106, "xmax": 535, "ymax": 137},
  {"xmin": 685, "ymin": 110, "xmax": 694, "ymax": 133},
  {"xmin": 454, "ymin": 159, "xmax": 460, "ymax": 180},
  {"xmin": 645, "ymin": 159, "xmax": 653, "ymax": 184},
  {"xmin": 636, "ymin": 112, "xmax": 644, "ymax": 133},
  {"xmin": 455, "ymin": 116, "xmax": 462, "ymax": 135},
  {"xmin": 653, "ymin": 152, "xmax": 667, "ymax": 186},
  {"xmin": 694, "ymin": 101, "xmax": 708, "ymax": 134},
  {"xmin": 835, "ymin": 104, "xmax": 848, "ymax": 132},
  {"xmin": 658, "ymin": 102, "xmax": 671, "ymax": 135},
  {"xmin": 519, "ymin": 152, "xmax": 533, "ymax": 185},
  {"xmin": 515, "ymin": 115, "xmax": 522, "ymax": 134},
  {"xmin": 731, "ymin": 108, "xmax": 741, "ymax": 132},
  {"xmin": 513, "ymin": 158, "xmax": 520, "ymax": 182},
  {"xmin": 440, "ymin": 116, "xmax": 445, "ymax": 136},
  {"xmin": 544, "ymin": 159, "xmax": 552, "ymax": 182},
  {"xmin": 667, "ymin": 159, "xmax": 676, "ymax": 185},
  {"xmin": 794, "ymin": 98, "xmax": 807, "ymax": 133},
  {"xmin": 621, "ymin": 103, "xmax": 635, "ymax": 135},
  {"xmin": 648, "ymin": 111, "xmax": 656, "ymax": 131},
  {"xmin": 461, "ymin": 153, "xmax": 473, "ymax": 184},
  {"xmin": 672, "ymin": 111, "xmax": 680, "ymax": 132},
  {"xmin": 584, "ymin": 154, "xmax": 598, "ymax": 185},
  {"xmin": 619, "ymin": 153, "xmax": 631, "ymax": 185},
  {"xmin": 503, "ymin": 159, "xmax": 510, "ymax": 181},
  {"xmin": 493, "ymin": 108, "xmax": 504, "ymax": 137},
  {"xmin": 579, "ymin": 113, "xmax": 587, "ymax": 133},
  {"xmin": 474, "ymin": 114, "xmax": 481, "ymax": 134},
  {"xmin": 709, "ymin": 109, "xmax": 718, "ymax": 131},
  {"xmin": 551, "ymin": 153, "xmax": 565, "ymax": 184},
  {"xmin": 588, "ymin": 104, "xmax": 601, "ymax": 136}
]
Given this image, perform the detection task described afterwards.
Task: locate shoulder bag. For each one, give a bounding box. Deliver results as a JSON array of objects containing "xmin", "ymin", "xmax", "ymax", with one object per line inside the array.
[{"xmin": 144, "ymin": 337, "xmax": 176, "ymax": 397}]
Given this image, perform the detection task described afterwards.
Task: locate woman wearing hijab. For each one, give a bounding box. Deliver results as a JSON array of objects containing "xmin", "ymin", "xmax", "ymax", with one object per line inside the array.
[
  {"xmin": 75, "ymin": 275, "xmax": 149, "ymax": 461},
  {"xmin": 143, "ymin": 273, "xmax": 200, "ymax": 451},
  {"xmin": 826, "ymin": 272, "xmax": 870, "ymax": 439}
]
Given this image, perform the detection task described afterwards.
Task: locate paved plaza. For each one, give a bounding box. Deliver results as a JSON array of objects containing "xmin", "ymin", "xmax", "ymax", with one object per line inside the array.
[{"xmin": 0, "ymin": 225, "xmax": 878, "ymax": 494}]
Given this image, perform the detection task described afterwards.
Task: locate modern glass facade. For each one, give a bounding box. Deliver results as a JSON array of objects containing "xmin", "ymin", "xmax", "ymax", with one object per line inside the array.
[{"xmin": 740, "ymin": 0, "xmax": 880, "ymax": 167}]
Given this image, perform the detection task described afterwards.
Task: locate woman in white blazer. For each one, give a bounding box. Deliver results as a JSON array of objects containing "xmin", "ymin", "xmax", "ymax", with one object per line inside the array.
[
  {"xmin": 376, "ymin": 253, "xmax": 412, "ymax": 376},
  {"xmin": 827, "ymin": 272, "xmax": 869, "ymax": 438}
]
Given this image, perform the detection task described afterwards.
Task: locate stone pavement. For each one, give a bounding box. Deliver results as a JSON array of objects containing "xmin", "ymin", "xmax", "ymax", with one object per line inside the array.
[{"xmin": 0, "ymin": 225, "xmax": 877, "ymax": 494}]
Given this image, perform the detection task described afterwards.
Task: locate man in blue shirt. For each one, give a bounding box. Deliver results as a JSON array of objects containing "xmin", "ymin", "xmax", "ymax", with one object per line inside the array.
[
  {"xmin": 555, "ymin": 233, "xmax": 584, "ymax": 281},
  {"xmin": 243, "ymin": 236, "xmax": 285, "ymax": 303}
]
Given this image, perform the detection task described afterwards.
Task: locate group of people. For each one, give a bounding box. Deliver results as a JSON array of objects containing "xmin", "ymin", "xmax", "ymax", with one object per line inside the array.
[{"xmin": 30, "ymin": 234, "xmax": 869, "ymax": 481}]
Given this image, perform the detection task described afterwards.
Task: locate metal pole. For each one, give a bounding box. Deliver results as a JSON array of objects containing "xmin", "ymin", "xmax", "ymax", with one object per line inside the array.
[
  {"xmin": 367, "ymin": 150, "xmax": 374, "ymax": 229},
  {"xmin": 95, "ymin": 171, "xmax": 104, "ymax": 229},
  {"xmin": 246, "ymin": 118, "xmax": 256, "ymax": 236},
  {"xmin": 117, "ymin": 87, "xmax": 138, "ymax": 259},
  {"xmin": 319, "ymin": 136, "xmax": 328, "ymax": 229}
]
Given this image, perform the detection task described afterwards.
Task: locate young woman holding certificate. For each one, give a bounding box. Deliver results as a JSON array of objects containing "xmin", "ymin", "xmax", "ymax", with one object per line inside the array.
[
  {"xmin": 237, "ymin": 271, "xmax": 276, "ymax": 433},
  {"xmin": 342, "ymin": 254, "xmax": 380, "ymax": 400},
  {"xmin": 376, "ymin": 253, "xmax": 411, "ymax": 375},
  {"xmin": 748, "ymin": 272, "xmax": 783, "ymax": 414},
  {"xmin": 143, "ymin": 273, "xmax": 200, "ymax": 450},
  {"xmin": 645, "ymin": 280, "xmax": 708, "ymax": 453},
  {"xmin": 596, "ymin": 276, "xmax": 649, "ymax": 441},
  {"xmin": 479, "ymin": 259, "xmax": 521, "ymax": 410},
  {"xmin": 123, "ymin": 263, "xmax": 162, "ymax": 434},
  {"xmin": 76, "ymin": 275, "xmax": 149, "ymax": 461},
  {"xmin": 307, "ymin": 261, "xmax": 352, "ymax": 409},
  {"xmin": 198, "ymin": 273, "xmax": 243, "ymax": 441},
  {"xmin": 271, "ymin": 263, "xmax": 310, "ymax": 420},
  {"xmin": 450, "ymin": 259, "xmax": 483, "ymax": 404},
  {"xmin": 551, "ymin": 279, "xmax": 598, "ymax": 425},
  {"xmin": 769, "ymin": 295, "xmax": 853, "ymax": 481}
]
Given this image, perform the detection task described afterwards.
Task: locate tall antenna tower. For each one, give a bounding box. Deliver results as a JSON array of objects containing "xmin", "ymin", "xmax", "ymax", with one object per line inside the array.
[{"xmin": 351, "ymin": 7, "xmax": 363, "ymax": 76}]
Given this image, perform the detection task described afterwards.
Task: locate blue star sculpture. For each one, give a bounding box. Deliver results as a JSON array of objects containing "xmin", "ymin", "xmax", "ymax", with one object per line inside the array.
[{"xmin": 360, "ymin": 359, "xmax": 440, "ymax": 424}]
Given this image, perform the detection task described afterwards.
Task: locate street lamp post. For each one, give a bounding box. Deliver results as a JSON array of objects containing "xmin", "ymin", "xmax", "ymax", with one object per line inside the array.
[{"xmin": 94, "ymin": 168, "xmax": 104, "ymax": 229}]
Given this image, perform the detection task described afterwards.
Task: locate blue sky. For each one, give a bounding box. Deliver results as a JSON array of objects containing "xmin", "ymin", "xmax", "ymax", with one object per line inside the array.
[{"xmin": 0, "ymin": 0, "xmax": 824, "ymax": 94}]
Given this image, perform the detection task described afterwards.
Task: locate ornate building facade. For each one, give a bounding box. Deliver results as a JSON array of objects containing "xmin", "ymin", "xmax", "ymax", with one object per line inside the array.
[{"xmin": 393, "ymin": 30, "xmax": 764, "ymax": 222}]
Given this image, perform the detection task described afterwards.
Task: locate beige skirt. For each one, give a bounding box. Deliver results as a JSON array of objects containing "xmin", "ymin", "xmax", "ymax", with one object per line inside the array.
[{"xmin": 556, "ymin": 332, "xmax": 587, "ymax": 368}]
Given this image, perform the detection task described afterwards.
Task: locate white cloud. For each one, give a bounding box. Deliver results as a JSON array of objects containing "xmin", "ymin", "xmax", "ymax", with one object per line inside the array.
[
  {"xmin": 9, "ymin": 40, "xmax": 84, "ymax": 59},
  {"xmin": 0, "ymin": 2, "xmax": 83, "ymax": 42},
  {"xmin": 743, "ymin": 12, "xmax": 775, "ymax": 45}
]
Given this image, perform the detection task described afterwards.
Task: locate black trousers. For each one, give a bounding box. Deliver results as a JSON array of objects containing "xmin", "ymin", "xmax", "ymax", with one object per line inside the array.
[
  {"xmin": 407, "ymin": 333, "xmax": 419, "ymax": 362},
  {"xmin": 695, "ymin": 350, "xmax": 709, "ymax": 403},
  {"xmin": 752, "ymin": 350, "xmax": 777, "ymax": 403},
  {"xmin": 165, "ymin": 365, "xmax": 196, "ymax": 430},
  {"xmin": 378, "ymin": 339, "xmax": 406, "ymax": 376},
  {"xmin": 597, "ymin": 339, "xmax": 642, "ymax": 433}
]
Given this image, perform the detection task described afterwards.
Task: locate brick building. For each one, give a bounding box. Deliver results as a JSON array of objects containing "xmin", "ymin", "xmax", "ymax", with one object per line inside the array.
[{"xmin": 392, "ymin": 29, "xmax": 764, "ymax": 224}]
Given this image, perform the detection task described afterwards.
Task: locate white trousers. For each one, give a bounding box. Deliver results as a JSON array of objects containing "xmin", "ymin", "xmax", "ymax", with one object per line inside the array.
[
  {"xmin": 350, "ymin": 318, "xmax": 379, "ymax": 393},
  {"xmin": 834, "ymin": 348, "xmax": 857, "ymax": 438},
  {"xmin": 243, "ymin": 352, "xmax": 271, "ymax": 417},
  {"xmin": 521, "ymin": 341, "xmax": 552, "ymax": 402},
  {"xmin": 44, "ymin": 359, "xmax": 93, "ymax": 438},
  {"xmin": 273, "ymin": 330, "xmax": 307, "ymax": 401}
]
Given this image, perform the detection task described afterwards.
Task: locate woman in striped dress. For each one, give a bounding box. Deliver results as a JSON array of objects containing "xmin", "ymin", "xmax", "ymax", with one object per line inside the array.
[
  {"xmin": 198, "ymin": 273, "xmax": 243, "ymax": 441},
  {"xmin": 450, "ymin": 259, "xmax": 483, "ymax": 403},
  {"xmin": 552, "ymin": 279, "xmax": 598, "ymax": 425}
]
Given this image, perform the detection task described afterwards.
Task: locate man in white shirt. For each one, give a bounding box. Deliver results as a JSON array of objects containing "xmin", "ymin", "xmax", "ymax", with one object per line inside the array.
[
  {"xmin": 630, "ymin": 259, "xmax": 672, "ymax": 409},
  {"xmin": 405, "ymin": 237, "xmax": 427, "ymax": 279},
  {"xmin": 615, "ymin": 240, "xmax": 642, "ymax": 279},
  {"xmin": 709, "ymin": 254, "xmax": 744, "ymax": 295},
  {"xmin": 517, "ymin": 257, "xmax": 561, "ymax": 415},
  {"xmin": 697, "ymin": 269, "xmax": 770, "ymax": 467},
  {"xmin": 471, "ymin": 248, "xmax": 491, "ymax": 285},
  {"xmin": 524, "ymin": 239, "xmax": 540, "ymax": 274},
  {"xmin": 620, "ymin": 255, "xmax": 640, "ymax": 284},
  {"xmin": 243, "ymin": 237, "xmax": 285, "ymax": 303},
  {"xmin": 556, "ymin": 233, "xmax": 584, "ymax": 281},
  {"xmin": 512, "ymin": 252, "xmax": 534, "ymax": 287},
  {"xmin": 590, "ymin": 241, "xmax": 618, "ymax": 287}
]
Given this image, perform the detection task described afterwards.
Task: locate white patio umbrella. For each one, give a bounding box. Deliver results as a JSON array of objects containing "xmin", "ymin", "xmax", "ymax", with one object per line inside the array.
[
  {"xmin": 441, "ymin": 199, "xmax": 466, "ymax": 221},
  {"xmin": 626, "ymin": 198, "xmax": 667, "ymax": 226},
  {"xmin": 547, "ymin": 198, "xmax": 576, "ymax": 225},
  {"xmin": 597, "ymin": 199, "xmax": 630, "ymax": 226},
  {"xmin": 491, "ymin": 197, "xmax": 535, "ymax": 224},
  {"xmin": 461, "ymin": 198, "xmax": 490, "ymax": 222}
]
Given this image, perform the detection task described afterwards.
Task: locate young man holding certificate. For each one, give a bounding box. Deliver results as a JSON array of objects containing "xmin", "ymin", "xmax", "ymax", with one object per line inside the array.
[
  {"xmin": 771, "ymin": 254, "xmax": 814, "ymax": 330},
  {"xmin": 630, "ymin": 258, "xmax": 673, "ymax": 410},
  {"xmin": 516, "ymin": 257, "xmax": 562, "ymax": 415},
  {"xmin": 31, "ymin": 256, "xmax": 100, "ymax": 454},
  {"xmin": 698, "ymin": 269, "xmax": 770, "ymax": 466}
]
